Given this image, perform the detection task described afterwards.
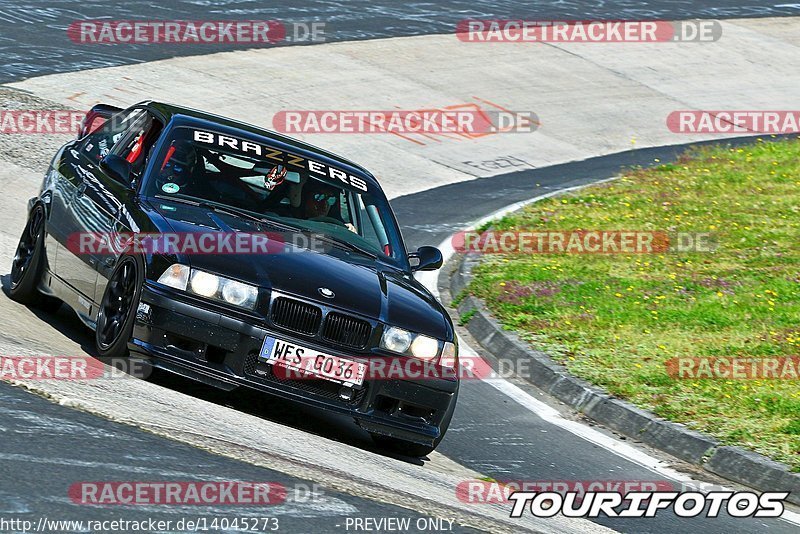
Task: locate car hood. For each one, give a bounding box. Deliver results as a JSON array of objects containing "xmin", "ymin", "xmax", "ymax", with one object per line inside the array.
[{"xmin": 145, "ymin": 199, "xmax": 450, "ymax": 339}]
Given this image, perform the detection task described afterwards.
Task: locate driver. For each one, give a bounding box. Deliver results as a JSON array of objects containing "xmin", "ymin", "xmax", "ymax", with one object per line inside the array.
[
  {"xmin": 300, "ymin": 181, "xmax": 339, "ymax": 219},
  {"xmin": 293, "ymin": 180, "xmax": 357, "ymax": 233}
]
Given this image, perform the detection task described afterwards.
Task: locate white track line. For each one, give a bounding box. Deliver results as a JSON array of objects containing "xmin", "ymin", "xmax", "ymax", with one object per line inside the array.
[{"xmin": 416, "ymin": 177, "xmax": 800, "ymax": 526}]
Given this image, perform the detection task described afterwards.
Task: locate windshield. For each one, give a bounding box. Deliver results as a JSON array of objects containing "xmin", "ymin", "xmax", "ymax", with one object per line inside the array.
[{"xmin": 143, "ymin": 126, "xmax": 407, "ymax": 265}]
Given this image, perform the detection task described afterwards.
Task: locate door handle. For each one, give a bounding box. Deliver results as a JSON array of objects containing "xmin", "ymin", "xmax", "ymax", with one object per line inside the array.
[{"xmin": 76, "ymin": 182, "xmax": 87, "ymax": 197}]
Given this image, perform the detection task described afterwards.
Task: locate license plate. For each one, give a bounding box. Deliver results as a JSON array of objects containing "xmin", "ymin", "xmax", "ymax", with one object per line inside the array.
[{"xmin": 259, "ymin": 337, "xmax": 366, "ymax": 386}]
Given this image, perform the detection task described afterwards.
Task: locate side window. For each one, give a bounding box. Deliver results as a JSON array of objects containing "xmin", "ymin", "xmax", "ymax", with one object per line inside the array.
[
  {"xmin": 83, "ymin": 114, "xmax": 108, "ymax": 137},
  {"xmin": 110, "ymin": 112, "xmax": 163, "ymax": 180},
  {"xmin": 80, "ymin": 109, "xmax": 146, "ymax": 163}
]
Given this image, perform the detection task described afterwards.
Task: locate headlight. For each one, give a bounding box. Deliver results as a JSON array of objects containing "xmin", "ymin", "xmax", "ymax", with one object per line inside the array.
[
  {"xmin": 380, "ymin": 326, "xmax": 449, "ymax": 363},
  {"xmin": 380, "ymin": 326, "xmax": 413, "ymax": 353},
  {"xmin": 157, "ymin": 264, "xmax": 259, "ymax": 310},
  {"xmin": 221, "ymin": 279, "xmax": 258, "ymax": 308},
  {"xmin": 410, "ymin": 335, "xmax": 439, "ymax": 361},
  {"xmin": 190, "ymin": 270, "xmax": 219, "ymax": 297}
]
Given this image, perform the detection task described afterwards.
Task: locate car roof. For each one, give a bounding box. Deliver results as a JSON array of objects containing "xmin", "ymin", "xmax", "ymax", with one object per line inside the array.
[{"xmin": 141, "ymin": 100, "xmax": 381, "ymax": 189}]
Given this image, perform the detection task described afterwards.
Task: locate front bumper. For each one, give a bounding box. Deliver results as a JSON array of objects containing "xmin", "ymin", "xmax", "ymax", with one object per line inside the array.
[{"xmin": 131, "ymin": 283, "xmax": 458, "ymax": 446}]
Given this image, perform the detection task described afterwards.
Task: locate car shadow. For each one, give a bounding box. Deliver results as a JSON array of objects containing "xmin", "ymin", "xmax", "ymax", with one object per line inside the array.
[
  {"xmin": 146, "ymin": 369, "xmax": 426, "ymax": 465},
  {"xmin": 0, "ymin": 273, "xmax": 427, "ymax": 465},
  {"xmin": 0, "ymin": 274, "xmax": 96, "ymax": 355}
]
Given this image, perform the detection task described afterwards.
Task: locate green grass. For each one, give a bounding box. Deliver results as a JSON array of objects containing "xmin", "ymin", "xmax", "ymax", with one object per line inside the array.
[{"xmin": 468, "ymin": 138, "xmax": 800, "ymax": 469}]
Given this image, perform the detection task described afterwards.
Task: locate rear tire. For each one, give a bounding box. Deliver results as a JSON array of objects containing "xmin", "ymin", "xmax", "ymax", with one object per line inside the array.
[
  {"xmin": 10, "ymin": 204, "xmax": 60, "ymax": 311},
  {"xmin": 95, "ymin": 256, "xmax": 143, "ymax": 360}
]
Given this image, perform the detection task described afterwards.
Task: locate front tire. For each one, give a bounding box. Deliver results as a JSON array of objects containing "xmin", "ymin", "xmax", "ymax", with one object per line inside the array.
[
  {"xmin": 95, "ymin": 256, "xmax": 143, "ymax": 360},
  {"xmin": 10, "ymin": 204, "xmax": 60, "ymax": 311}
]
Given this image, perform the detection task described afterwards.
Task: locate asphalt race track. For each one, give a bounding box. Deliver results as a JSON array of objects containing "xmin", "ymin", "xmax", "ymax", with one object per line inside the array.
[
  {"xmin": 1, "ymin": 2, "xmax": 800, "ymax": 534},
  {"xmin": 0, "ymin": 0, "xmax": 799, "ymax": 81},
  {"xmin": 0, "ymin": 383, "xmax": 482, "ymax": 533},
  {"xmin": 1, "ymin": 138, "xmax": 798, "ymax": 533}
]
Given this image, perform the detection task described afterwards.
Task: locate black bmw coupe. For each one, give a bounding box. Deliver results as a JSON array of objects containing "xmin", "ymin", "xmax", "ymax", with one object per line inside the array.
[{"xmin": 10, "ymin": 102, "xmax": 459, "ymax": 456}]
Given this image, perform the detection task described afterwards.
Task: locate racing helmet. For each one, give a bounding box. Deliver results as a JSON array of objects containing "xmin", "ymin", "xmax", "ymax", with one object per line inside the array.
[{"xmin": 157, "ymin": 140, "xmax": 197, "ymax": 191}]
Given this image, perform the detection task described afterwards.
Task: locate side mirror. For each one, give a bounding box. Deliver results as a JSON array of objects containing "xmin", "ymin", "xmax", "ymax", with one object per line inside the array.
[
  {"xmin": 408, "ymin": 246, "xmax": 443, "ymax": 272},
  {"xmin": 100, "ymin": 154, "xmax": 133, "ymax": 186}
]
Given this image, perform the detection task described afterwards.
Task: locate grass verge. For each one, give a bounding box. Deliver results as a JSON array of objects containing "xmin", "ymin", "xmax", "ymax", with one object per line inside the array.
[{"xmin": 468, "ymin": 138, "xmax": 800, "ymax": 469}]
